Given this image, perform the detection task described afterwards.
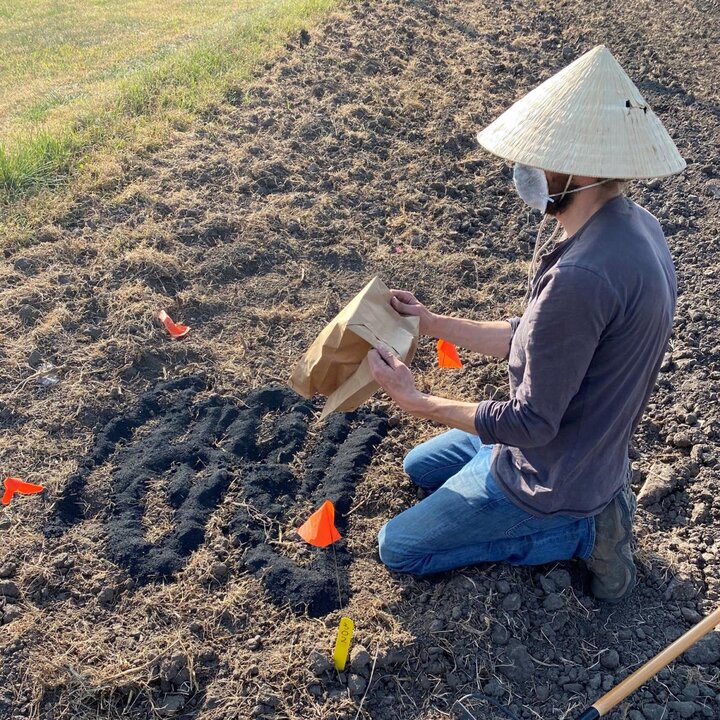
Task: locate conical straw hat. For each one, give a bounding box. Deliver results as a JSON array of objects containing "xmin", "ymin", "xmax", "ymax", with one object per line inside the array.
[{"xmin": 477, "ymin": 45, "xmax": 685, "ymax": 179}]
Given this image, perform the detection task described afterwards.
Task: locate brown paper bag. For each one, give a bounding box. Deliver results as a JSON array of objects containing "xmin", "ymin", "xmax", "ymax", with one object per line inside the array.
[{"xmin": 289, "ymin": 276, "xmax": 419, "ymax": 418}]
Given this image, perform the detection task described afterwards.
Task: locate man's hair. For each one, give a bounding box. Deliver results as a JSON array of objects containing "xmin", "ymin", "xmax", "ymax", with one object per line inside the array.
[{"xmin": 599, "ymin": 178, "xmax": 629, "ymax": 193}]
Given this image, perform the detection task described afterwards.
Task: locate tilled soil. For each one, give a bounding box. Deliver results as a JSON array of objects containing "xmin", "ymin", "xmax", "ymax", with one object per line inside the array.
[{"xmin": 1, "ymin": 0, "xmax": 719, "ymax": 718}]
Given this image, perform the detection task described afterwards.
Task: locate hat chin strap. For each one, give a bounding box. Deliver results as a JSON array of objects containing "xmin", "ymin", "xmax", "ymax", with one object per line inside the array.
[
  {"xmin": 525, "ymin": 215, "xmax": 562, "ymax": 304},
  {"xmin": 525, "ymin": 175, "xmax": 611, "ymax": 304}
]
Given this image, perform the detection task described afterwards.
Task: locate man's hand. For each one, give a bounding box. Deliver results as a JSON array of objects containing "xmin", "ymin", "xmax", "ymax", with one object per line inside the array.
[
  {"xmin": 368, "ymin": 344, "xmax": 479, "ymax": 433},
  {"xmin": 390, "ymin": 290, "xmax": 438, "ymax": 337},
  {"xmin": 367, "ymin": 344, "xmax": 422, "ymax": 412}
]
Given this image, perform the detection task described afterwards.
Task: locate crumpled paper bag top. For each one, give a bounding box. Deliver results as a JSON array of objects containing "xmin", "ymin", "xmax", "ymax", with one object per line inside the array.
[{"xmin": 289, "ymin": 276, "xmax": 419, "ymax": 418}]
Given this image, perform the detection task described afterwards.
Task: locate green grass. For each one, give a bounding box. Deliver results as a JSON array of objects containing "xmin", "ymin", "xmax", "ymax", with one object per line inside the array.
[{"xmin": 0, "ymin": 0, "xmax": 338, "ymax": 200}]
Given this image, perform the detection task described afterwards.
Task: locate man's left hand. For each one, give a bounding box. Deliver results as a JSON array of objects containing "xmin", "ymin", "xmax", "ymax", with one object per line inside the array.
[{"xmin": 367, "ymin": 344, "xmax": 421, "ymax": 411}]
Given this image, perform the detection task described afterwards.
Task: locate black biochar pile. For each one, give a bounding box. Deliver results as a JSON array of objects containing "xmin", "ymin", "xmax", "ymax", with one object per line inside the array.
[{"xmin": 47, "ymin": 377, "xmax": 387, "ymax": 616}]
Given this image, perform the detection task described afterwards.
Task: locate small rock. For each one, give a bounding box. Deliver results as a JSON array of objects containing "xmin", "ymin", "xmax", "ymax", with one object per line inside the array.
[
  {"xmin": 157, "ymin": 694, "xmax": 186, "ymax": 717},
  {"xmin": 491, "ymin": 624, "xmax": 509, "ymax": 646},
  {"xmin": 0, "ymin": 563, "xmax": 16, "ymax": 579},
  {"xmin": 498, "ymin": 640, "xmax": 534, "ymax": 682},
  {"xmin": 681, "ymin": 607, "xmax": 702, "ymax": 624},
  {"xmin": 0, "ymin": 581, "xmax": 20, "ymax": 598},
  {"xmin": 539, "ymin": 575, "xmax": 557, "ymax": 594},
  {"xmin": 638, "ymin": 463, "xmax": 677, "ymax": 507},
  {"xmin": 310, "ymin": 650, "xmax": 331, "ymax": 676},
  {"xmin": 97, "ymin": 587, "xmax": 115, "ymax": 605},
  {"xmin": 502, "ymin": 593, "xmax": 522, "ymax": 612},
  {"xmin": 496, "ymin": 579, "xmax": 511, "ymax": 594},
  {"xmin": 350, "ymin": 647, "xmax": 371, "ymax": 673},
  {"xmin": 642, "ymin": 702, "xmax": 668, "ymax": 720},
  {"xmin": 348, "ymin": 673, "xmax": 367, "ymax": 696},
  {"xmin": 2, "ymin": 605, "xmax": 22, "ymax": 624},
  {"xmin": 705, "ymin": 182, "xmax": 720, "ymax": 199},
  {"xmin": 210, "ymin": 562, "xmax": 229, "ymax": 582},
  {"xmin": 52, "ymin": 553, "xmax": 72, "ymax": 570},
  {"xmin": 536, "ymin": 684, "xmax": 550, "ymax": 701},
  {"xmin": 601, "ymin": 649, "xmax": 620, "ymax": 670},
  {"xmin": 547, "ymin": 569, "xmax": 572, "ymax": 588},
  {"xmin": 247, "ymin": 635, "xmax": 263, "ymax": 651},
  {"xmin": 683, "ymin": 633, "xmax": 720, "ymax": 665},
  {"xmin": 189, "ymin": 622, "xmax": 203, "ymax": 637},
  {"xmin": 261, "ymin": 694, "xmax": 280, "ymax": 709},
  {"xmin": 668, "ymin": 701, "xmax": 699, "ymax": 718},
  {"xmin": 543, "ymin": 593, "xmax": 564, "ymax": 612},
  {"xmin": 673, "ymin": 431, "xmax": 694, "ymax": 448},
  {"xmin": 691, "ymin": 502, "xmax": 709, "ymax": 523},
  {"xmin": 377, "ymin": 648, "xmax": 404, "ymax": 668},
  {"xmin": 18, "ymin": 305, "xmax": 40, "ymax": 326},
  {"xmin": 14, "ymin": 257, "xmax": 35, "ymax": 273}
]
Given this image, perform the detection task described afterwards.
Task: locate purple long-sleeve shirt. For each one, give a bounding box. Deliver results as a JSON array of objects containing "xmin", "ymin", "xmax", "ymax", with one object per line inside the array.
[{"xmin": 475, "ymin": 195, "xmax": 676, "ymax": 517}]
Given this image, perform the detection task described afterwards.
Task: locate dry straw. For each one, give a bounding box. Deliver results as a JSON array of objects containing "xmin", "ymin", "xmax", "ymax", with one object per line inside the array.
[{"xmin": 477, "ymin": 45, "xmax": 686, "ymax": 179}]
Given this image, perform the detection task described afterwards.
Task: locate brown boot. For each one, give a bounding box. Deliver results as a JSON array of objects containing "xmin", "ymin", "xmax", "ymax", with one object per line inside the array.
[{"xmin": 586, "ymin": 479, "xmax": 637, "ymax": 602}]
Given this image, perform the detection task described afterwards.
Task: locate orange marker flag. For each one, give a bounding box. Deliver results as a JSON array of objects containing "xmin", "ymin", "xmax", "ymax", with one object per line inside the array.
[
  {"xmin": 437, "ymin": 339, "xmax": 462, "ymax": 369},
  {"xmin": 297, "ymin": 500, "xmax": 342, "ymax": 548},
  {"xmin": 158, "ymin": 310, "xmax": 190, "ymax": 339},
  {"xmin": 2, "ymin": 477, "xmax": 44, "ymax": 506}
]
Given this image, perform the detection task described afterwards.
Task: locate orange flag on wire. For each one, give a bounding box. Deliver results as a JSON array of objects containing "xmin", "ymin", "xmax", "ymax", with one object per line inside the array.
[
  {"xmin": 437, "ymin": 339, "xmax": 462, "ymax": 369},
  {"xmin": 297, "ymin": 500, "xmax": 342, "ymax": 548},
  {"xmin": 2, "ymin": 477, "xmax": 44, "ymax": 506},
  {"xmin": 158, "ymin": 310, "xmax": 190, "ymax": 339}
]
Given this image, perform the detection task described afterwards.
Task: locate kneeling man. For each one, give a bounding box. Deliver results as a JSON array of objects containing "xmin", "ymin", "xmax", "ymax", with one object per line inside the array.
[{"xmin": 368, "ymin": 46, "xmax": 683, "ymax": 602}]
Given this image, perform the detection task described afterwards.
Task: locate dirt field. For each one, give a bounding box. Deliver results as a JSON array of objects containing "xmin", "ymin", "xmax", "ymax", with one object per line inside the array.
[{"xmin": 1, "ymin": 0, "xmax": 719, "ymax": 718}]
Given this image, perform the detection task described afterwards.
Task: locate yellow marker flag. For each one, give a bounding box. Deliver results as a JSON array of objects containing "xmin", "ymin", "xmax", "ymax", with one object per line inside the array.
[{"xmin": 333, "ymin": 616, "xmax": 354, "ymax": 671}]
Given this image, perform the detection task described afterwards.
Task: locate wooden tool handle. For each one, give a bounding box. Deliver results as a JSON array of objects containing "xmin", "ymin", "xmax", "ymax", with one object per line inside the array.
[{"xmin": 579, "ymin": 604, "xmax": 720, "ymax": 718}]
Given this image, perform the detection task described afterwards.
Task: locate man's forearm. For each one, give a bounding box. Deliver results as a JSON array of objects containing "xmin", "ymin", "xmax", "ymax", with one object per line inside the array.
[
  {"xmin": 404, "ymin": 393, "xmax": 480, "ymax": 435},
  {"xmin": 428, "ymin": 316, "xmax": 512, "ymax": 359}
]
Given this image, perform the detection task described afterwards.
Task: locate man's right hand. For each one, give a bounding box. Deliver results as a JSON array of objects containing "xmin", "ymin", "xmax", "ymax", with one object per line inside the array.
[
  {"xmin": 390, "ymin": 290, "xmax": 439, "ymax": 337},
  {"xmin": 391, "ymin": 290, "xmax": 514, "ymax": 359}
]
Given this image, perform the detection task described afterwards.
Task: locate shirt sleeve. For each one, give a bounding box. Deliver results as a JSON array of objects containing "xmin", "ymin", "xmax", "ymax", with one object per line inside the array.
[
  {"xmin": 503, "ymin": 316, "xmax": 522, "ymax": 360},
  {"xmin": 475, "ymin": 265, "xmax": 620, "ymax": 448}
]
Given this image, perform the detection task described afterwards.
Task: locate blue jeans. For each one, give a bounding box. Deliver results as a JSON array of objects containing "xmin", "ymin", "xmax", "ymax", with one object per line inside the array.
[{"xmin": 378, "ymin": 430, "xmax": 595, "ymax": 575}]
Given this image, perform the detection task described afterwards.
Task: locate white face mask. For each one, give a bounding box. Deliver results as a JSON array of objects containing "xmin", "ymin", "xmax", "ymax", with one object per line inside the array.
[{"xmin": 512, "ymin": 164, "xmax": 609, "ymax": 213}]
